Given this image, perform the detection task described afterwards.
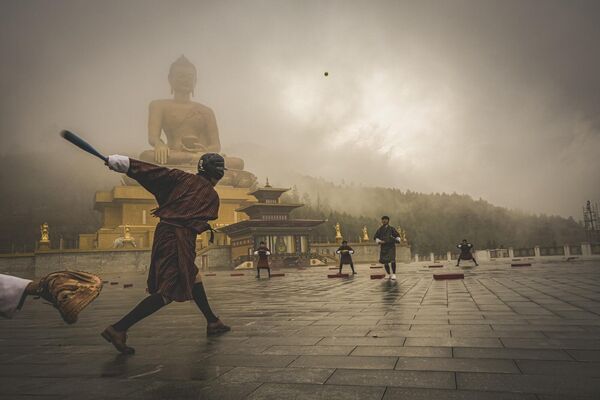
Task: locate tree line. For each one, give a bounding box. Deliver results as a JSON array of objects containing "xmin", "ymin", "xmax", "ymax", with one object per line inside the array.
[{"xmin": 283, "ymin": 175, "xmax": 587, "ymax": 254}]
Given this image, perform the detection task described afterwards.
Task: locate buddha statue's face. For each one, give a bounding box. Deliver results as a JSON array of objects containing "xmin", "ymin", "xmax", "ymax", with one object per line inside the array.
[{"xmin": 169, "ymin": 64, "xmax": 196, "ymax": 94}]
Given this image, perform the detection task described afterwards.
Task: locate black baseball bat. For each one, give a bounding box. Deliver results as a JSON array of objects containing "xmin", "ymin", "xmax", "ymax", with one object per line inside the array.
[{"xmin": 60, "ymin": 130, "xmax": 108, "ymax": 162}]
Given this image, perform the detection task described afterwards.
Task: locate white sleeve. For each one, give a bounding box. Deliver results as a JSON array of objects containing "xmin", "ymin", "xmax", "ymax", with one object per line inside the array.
[
  {"xmin": 336, "ymin": 250, "xmax": 341, "ymax": 254},
  {"xmin": 395, "ymin": 237, "xmax": 401, "ymax": 243},
  {"xmin": 253, "ymin": 251, "xmax": 259, "ymax": 255},
  {"xmin": 375, "ymin": 238, "xmax": 384, "ymax": 244},
  {"xmin": 107, "ymin": 155, "xmax": 130, "ymax": 173},
  {"xmin": 0, "ymin": 274, "xmax": 31, "ymax": 319},
  {"xmin": 265, "ymin": 251, "xmax": 271, "ymax": 255},
  {"xmin": 349, "ymin": 250, "xmax": 354, "ymax": 254}
]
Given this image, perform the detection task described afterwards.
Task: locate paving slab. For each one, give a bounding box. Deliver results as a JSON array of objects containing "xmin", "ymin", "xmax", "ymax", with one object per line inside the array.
[
  {"xmin": 247, "ymin": 383, "xmax": 386, "ymax": 400},
  {"xmin": 262, "ymin": 345, "xmax": 355, "ymax": 355},
  {"xmin": 515, "ymin": 360, "xmax": 600, "ymax": 376},
  {"xmin": 457, "ymin": 372, "xmax": 600, "ymax": 396},
  {"xmin": 395, "ymin": 357, "xmax": 519, "ymax": 373},
  {"xmin": 351, "ymin": 346, "xmax": 452, "ymax": 357},
  {"xmin": 327, "ymin": 368, "xmax": 456, "ymax": 389},
  {"xmin": 383, "ymin": 387, "xmax": 537, "ymax": 399},
  {"xmin": 216, "ymin": 366, "xmax": 334, "ymax": 384},
  {"xmin": 453, "ymin": 347, "xmax": 572, "ymax": 360},
  {"xmin": 290, "ymin": 354, "xmax": 397, "ymax": 369}
]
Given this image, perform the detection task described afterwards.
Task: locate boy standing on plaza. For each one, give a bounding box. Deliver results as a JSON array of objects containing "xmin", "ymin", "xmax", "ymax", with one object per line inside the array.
[{"xmin": 374, "ymin": 216, "xmax": 402, "ymax": 280}]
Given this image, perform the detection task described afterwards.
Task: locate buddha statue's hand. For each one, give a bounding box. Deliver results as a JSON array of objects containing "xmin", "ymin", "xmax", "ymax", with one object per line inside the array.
[
  {"xmin": 181, "ymin": 136, "xmax": 207, "ymax": 153},
  {"xmin": 155, "ymin": 143, "xmax": 170, "ymax": 164}
]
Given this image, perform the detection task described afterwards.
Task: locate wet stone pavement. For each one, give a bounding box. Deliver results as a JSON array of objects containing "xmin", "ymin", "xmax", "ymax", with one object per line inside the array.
[{"xmin": 2, "ymin": 261, "xmax": 600, "ymax": 399}]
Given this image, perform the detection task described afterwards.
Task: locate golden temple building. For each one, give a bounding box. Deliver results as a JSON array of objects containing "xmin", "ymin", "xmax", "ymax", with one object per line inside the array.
[{"xmin": 78, "ymin": 184, "xmax": 256, "ymax": 250}]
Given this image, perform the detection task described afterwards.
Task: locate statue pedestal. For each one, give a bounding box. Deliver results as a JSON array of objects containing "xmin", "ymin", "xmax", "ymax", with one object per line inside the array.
[
  {"xmin": 37, "ymin": 241, "xmax": 51, "ymax": 252},
  {"xmin": 122, "ymin": 163, "xmax": 256, "ymax": 188},
  {"xmin": 79, "ymin": 184, "xmax": 256, "ymax": 250}
]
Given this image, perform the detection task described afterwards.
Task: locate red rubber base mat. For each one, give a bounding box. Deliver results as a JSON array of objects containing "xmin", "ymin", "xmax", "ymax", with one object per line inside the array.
[
  {"xmin": 328, "ymin": 273, "xmax": 349, "ymax": 278},
  {"xmin": 433, "ymin": 273, "xmax": 464, "ymax": 280}
]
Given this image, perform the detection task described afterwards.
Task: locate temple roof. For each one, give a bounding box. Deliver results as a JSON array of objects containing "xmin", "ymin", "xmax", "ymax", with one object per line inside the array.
[
  {"xmin": 217, "ymin": 219, "xmax": 325, "ymax": 235},
  {"xmin": 247, "ymin": 187, "xmax": 290, "ymax": 196},
  {"xmin": 236, "ymin": 203, "xmax": 303, "ymax": 213}
]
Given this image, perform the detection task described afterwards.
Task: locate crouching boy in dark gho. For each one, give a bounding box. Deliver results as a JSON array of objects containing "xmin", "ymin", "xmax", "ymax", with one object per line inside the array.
[
  {"xmin": 456, "ymin": 239, "xmax": 478, "ymax": 266},
  {"xmin": 254, "ymin": 241, "xmax": 272, "ymax": 278}
]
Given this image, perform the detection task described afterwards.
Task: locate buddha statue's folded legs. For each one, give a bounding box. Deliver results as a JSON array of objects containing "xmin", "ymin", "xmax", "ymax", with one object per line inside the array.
[{"xmin": 139, "ymin": 149, "xmax": 245, "ymax": 171}]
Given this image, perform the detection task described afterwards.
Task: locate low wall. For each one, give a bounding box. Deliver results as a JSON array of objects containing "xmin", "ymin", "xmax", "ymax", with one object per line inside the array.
[
  {"xmin": 413, "ymin": 243, "xmax": 600, "ymax": 263},
  {"xmin": 0, "ymin": 249, "xmax": 152, "ymax": 277},
  {"xmin": 197, "ymin": 245, "xmax": 232, "ymax": 270},
  {"xmin": 0, "ymin": 254, "xmax": 36, "ymax": 275},
  {"xmin": 311, "ymin": 243, "xmax": 412, "ymax": 264}
]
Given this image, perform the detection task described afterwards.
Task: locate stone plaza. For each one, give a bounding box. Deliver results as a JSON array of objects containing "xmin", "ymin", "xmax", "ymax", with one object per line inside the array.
[{"xmin": 2, "ymin": 260, "xmax": 600, "ymax": 399}]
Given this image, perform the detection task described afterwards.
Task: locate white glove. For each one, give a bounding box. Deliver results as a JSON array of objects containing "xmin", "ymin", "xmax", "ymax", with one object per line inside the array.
[
  {"xmin": 375, "ymin": 238, "xmax": 384, "ymax": 244},
  {"xmin": 349, "ymin": 250, "xmax": 354, "ymax": 254},
  {"xmin": 107, "ymin": 155, "xmax": 130, "ymax": 173},
  {"xmin": 265, "ymin": 251, "xmax": 271, "ymax": 256},
  {"xmin": 253, "ymin": 251, "xmax": 259, "ymax": 255},
  {"xmin": 395, "ymin": 237, "xmax": 401, "ymax": 243}
]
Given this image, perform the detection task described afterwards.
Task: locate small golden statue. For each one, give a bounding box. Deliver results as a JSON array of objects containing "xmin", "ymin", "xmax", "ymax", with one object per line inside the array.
[
  {"xmin": 398, "ymin": 227, "xmax": 408, "ymax": 245},
  {"xmin": 362, "ymin": 226, "xmax": 369, "ymax": 241},
  {"xmin": 335, "ymin": 222, "xmax": 343, "ymax": 244},
  {"xmin": 38, "ymin": 222, "xmax": 51, "ymax": 251},
  {"xmin": 40, "ymin": 223, "xmax": 50, "ymax": 242},
  {"xmin": 124, "ymin": 226, "xmax": 133, "ymax": 241},
  {"xmin": 113, "ymin": 225, "xmax": 137, "ymax": 248}
]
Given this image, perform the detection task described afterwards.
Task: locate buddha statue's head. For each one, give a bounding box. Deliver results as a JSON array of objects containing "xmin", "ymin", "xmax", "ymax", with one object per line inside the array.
[{"xmin": 169, "ymin": 55, "xmax": 197, "ymax": 95}]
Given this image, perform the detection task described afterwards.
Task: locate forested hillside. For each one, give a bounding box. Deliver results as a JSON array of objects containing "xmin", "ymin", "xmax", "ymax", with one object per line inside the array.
[{"xmin": 284, "ymin": 176, "xmax": 586, "ymax": 254}]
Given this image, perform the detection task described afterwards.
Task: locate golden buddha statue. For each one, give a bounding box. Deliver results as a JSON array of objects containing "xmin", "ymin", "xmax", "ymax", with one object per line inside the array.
[{"xmin": 139, "ymin": 55, "xmax": 256, "ymax": 187}]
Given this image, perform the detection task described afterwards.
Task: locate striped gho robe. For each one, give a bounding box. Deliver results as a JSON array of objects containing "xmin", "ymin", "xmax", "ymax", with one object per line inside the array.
[{"xmin": 127, "ymin": 159, "xmax": 219, "ymax": 302}]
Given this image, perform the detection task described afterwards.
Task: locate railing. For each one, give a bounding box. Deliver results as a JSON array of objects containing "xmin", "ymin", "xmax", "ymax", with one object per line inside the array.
[
  {"xmin": 490, "ymin": 249, "xmax": 509, "ymax": 258},
  {"xmin": 236, "ymin": 252, "xmax": 311, "ymax": 267},
  {"xmin": 514, "ymin": 248, "xmax": 535, "ymax": 257},
  {"xmin": 540, "ymin": 247, "xmax": 565, "ymax": 256},
  {"xmin": 569, "ymin": 245, "xmax": 583, "ymax": 255}
]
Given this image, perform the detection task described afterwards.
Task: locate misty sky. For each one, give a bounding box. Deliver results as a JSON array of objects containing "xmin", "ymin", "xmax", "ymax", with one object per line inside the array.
[{"xmin": 1, "ymin": 0, "xmax": 599, "ymax": 218}]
